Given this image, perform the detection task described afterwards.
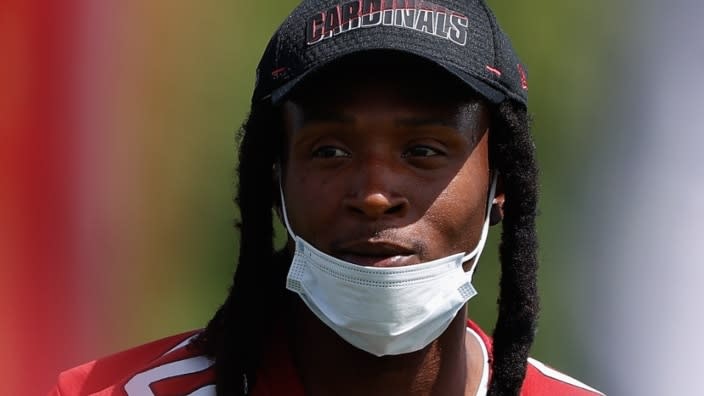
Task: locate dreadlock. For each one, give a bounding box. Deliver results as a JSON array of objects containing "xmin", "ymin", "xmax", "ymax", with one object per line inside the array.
[
  {"xmin": 194, "ymin": 99, "xmax": 286, "ymax": 395},
  {"xmin": 487, "ymin": 101, "xmax": 540, "ymax": 395},
  {"xmin": 196, "ymin": 97, "xmax": 539, "ymax": 396}
]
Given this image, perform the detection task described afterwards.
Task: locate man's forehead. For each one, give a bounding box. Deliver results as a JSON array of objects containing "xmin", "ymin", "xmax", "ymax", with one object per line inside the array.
[{"xmin": 282, "ymin": 89, "xmax": 489, "ymax": 142}]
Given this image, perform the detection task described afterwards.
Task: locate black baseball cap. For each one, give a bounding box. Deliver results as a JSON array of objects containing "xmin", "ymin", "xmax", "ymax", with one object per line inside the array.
[{"xmin": 252, "ymin": 0, "xmax": 528, "ymax": 106}]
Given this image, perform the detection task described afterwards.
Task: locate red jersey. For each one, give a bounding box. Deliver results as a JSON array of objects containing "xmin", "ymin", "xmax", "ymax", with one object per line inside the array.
[{"xmin": 49, "ymin": 322, "xmax": 604, "ymax": 395}]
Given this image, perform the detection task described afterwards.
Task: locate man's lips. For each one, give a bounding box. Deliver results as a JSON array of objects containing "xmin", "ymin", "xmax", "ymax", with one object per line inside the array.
[{"xmin": 332, "ymin": 241, "xmax": 419, "ymax": 267}]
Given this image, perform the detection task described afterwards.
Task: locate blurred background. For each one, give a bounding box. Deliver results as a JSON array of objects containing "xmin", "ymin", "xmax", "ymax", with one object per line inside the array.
[{"xmin": 2, "ymin": 0, "xmax": 703, "ymax": 394}]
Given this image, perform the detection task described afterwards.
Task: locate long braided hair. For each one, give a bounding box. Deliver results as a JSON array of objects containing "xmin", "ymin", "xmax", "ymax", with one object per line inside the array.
[{"xmin": 195, "ymin": 85, "xmax": 539, "ymax": 396}]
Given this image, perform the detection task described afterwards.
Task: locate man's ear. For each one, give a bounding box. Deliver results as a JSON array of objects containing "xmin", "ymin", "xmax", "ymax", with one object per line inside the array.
[{"xmin": 490, "ymin": 174, "xmax": 505, "ymax": 226}]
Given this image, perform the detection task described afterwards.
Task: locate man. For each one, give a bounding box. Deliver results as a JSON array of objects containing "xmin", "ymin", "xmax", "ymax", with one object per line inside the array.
[{"xmin": 50, "ymin": 0, "xmax": 604, "ymax": 395}]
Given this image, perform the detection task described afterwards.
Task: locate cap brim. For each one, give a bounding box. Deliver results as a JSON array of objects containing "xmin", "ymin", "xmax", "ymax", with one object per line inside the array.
[{"xmin": 269, "ymin": 49, "xmax": 506, "ymax": 105}]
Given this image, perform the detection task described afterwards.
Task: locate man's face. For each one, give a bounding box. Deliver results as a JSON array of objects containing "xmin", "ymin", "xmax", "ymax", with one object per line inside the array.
[{"xmin": 280, "ymin": 61, "xmax": 492, "ymax": 268}]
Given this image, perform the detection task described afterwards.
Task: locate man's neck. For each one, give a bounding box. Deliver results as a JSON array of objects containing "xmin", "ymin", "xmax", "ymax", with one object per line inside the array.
[{"xmin": 287, "ymin": 299, "xmax": 484, "ymax": 396}]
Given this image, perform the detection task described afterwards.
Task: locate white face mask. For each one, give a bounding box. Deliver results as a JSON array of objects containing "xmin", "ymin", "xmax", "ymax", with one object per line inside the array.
[{"xmin": 280, "ymin": 174, "xmax": 498, "ymax": 356}]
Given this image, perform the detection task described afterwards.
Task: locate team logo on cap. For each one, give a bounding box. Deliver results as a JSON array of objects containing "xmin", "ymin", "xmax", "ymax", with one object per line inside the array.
[{"xmin": 307, "ymin": 0, "xmax": 469, "ymax": 46}]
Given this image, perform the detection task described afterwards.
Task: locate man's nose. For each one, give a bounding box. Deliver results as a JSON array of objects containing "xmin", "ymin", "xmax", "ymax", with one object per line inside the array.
[{"xmin": 342, "ymin": 160, "xmax": 410, "ymax": 220}]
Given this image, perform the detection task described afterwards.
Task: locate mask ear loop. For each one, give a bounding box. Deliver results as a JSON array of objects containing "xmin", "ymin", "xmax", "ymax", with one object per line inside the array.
[
  {"xmin": 461, "ymin": 171, "xmax": 499, "ymax": 270},
  {"xmin": 277, "ymin": 169, "xmax": 298, "ymax": 240}
]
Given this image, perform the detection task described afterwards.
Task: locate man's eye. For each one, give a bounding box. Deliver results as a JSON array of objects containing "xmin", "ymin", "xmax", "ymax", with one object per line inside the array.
[
  {"xmin": 312, "ymin": 146, "xmax": 349, "ymax": 158},
  {"xmin": 403, "ymin": 145, "xmax": 443, "ymax": 157}
]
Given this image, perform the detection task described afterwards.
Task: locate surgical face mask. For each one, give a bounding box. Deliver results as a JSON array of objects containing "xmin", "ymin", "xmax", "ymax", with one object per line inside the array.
[{"xmin": 280, "ymin": 173, "xmax": 498, "ymax": 356}]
